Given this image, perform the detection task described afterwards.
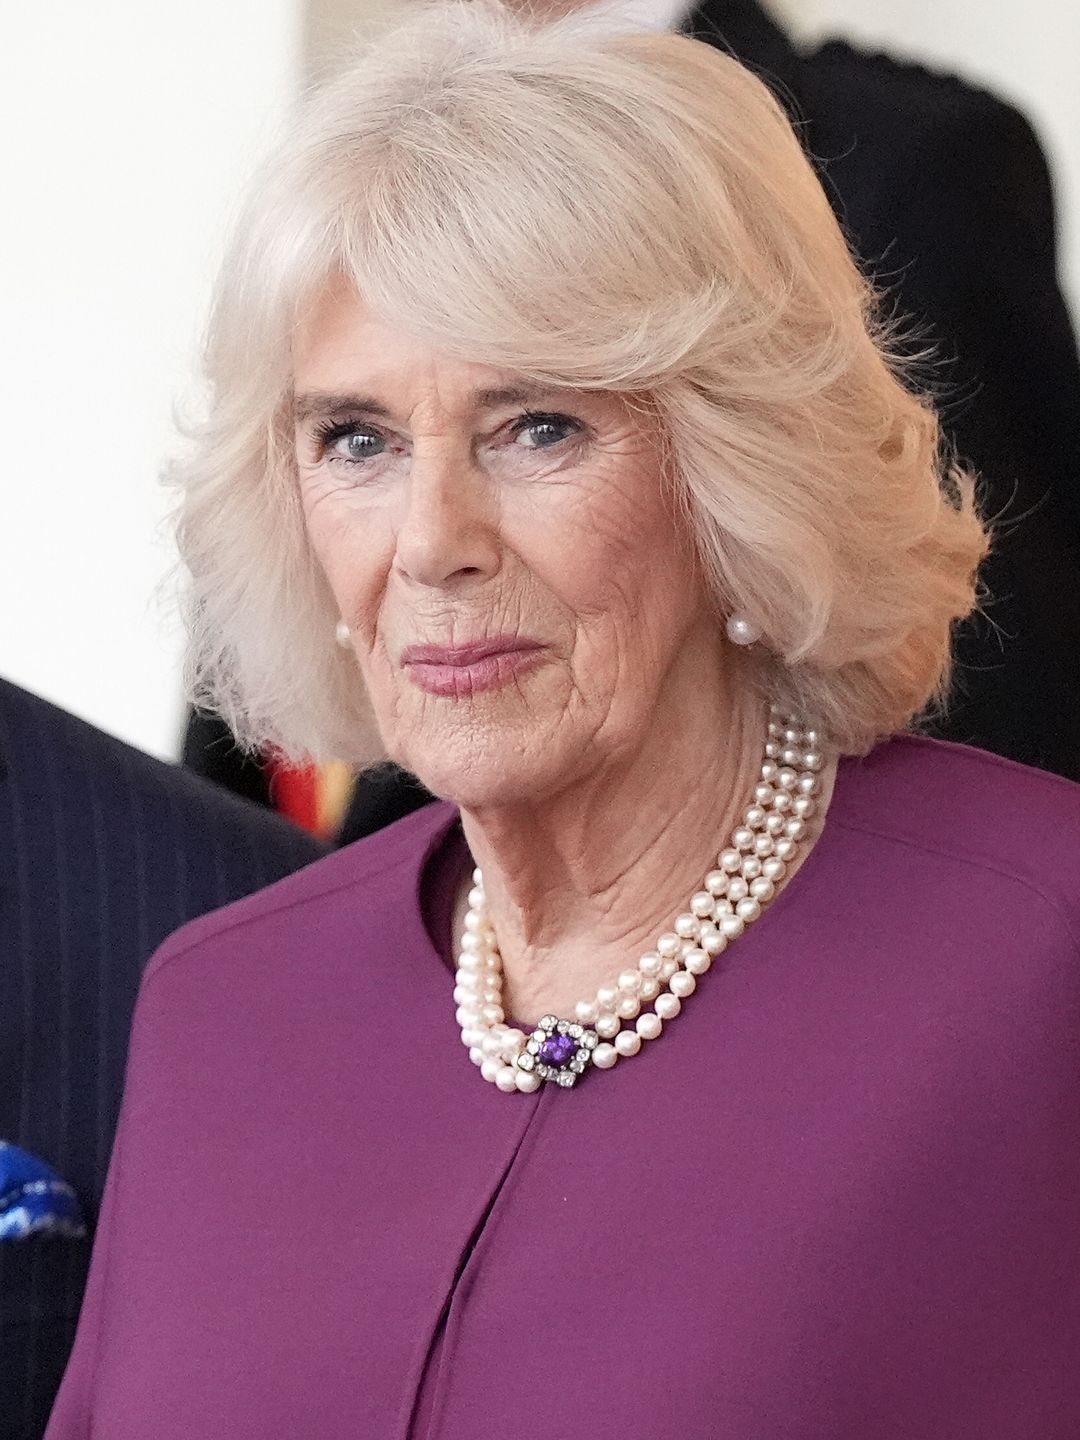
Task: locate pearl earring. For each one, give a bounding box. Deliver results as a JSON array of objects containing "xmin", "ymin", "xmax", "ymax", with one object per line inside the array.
[
  {"xmin": 335, "ymin": 620, "xmax": 352, "ymax": 649},
  {"xmin": 725, "ymin": 613, "xmax": 761, "ymax": 647}
]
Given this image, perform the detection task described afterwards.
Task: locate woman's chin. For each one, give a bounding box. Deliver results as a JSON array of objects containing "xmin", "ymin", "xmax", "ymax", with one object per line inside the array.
[{"xmin": 405, "ymin": 748, "xmax": 569, "ymax": 813}]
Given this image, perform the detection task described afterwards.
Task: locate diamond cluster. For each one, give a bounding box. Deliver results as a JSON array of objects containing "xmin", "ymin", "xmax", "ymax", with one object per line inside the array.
[{"xmin": 515, "ymin": 1016, "xmax": 600, "ymax": 1088}]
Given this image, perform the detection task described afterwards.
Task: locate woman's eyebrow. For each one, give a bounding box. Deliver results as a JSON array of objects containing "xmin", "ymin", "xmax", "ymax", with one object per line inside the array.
[
  {"xmin": 292, "ymin": 383, "xmax": 563, "ymax": 426},
  {"xmin": 292, "ymin": 391, "xmax": 391, "ymax": 424}
]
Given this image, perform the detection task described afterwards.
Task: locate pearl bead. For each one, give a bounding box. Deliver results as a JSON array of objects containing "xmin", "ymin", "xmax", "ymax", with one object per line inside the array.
[
  {"xmin": 764, "ymin": 740, "xmax": 780, "ymax": 759},
  {"xmin": 797, "ymin": 772, "xmax": 819, "ymax": 796},
  {"xmin": 597, "ymin": 984, "xmax": 619, "ymax": 1010},
  {"xmin": 683, "ymin": 947, "xmax": 712, "ymax": 975},
  {"xmin": 456, "ymin": 1005, "xmax": 480, "ymax": 1028},
  {"xmin": 781, "ymin": 746, "xmax": 800, "ymax": 768},
  {"xmin": 727, "ymin": 876, "xmax": 749, "ymax": 902},
  {"xmin": 464, "ymin": 912, "xmax": 485, "ymax": 933},
  {"xmin": 595, "ymin": 1013, "xmax": 620, "ymax": 1039},
  {"xmin": 720, "ymin": 913, "xmax": 745, "ymax": 939},
  {"xmin": 458, "ymin": 949, "xmax": 483, "ymax": 970},
  {"xmin": 669, "ymin": 970, "xmax": 696, "ymax": 998},
  {"xmin": 691, "ymin": 891, "xmax": 715, "ymax": 918},
  {"xmin": 480, "ymin": 1003, "xmax": 504, "ymax": 1026},
  {"xmin": 783, "ymin": 727, "xmax": 801, "ymax": 745},
  {"xmin": 515, "ymin": 1068, "xmax": 542, "ymax": 1092},
  {"xmin": 802, "ymin": 750, "xmax": 823, "ymax": 771},
  {"xmin": 753, "ymin": 835, "xmax": 773, "ymax": 858},
  {"xmin": 719, "ymin": 848, "xmax": 742, "ymax": 874},
  {"xmin": 575, "ymin": 999, "xmax": 599, "ymax": 1025},
  {"xmin": 735, "ymin": 896, "xmax": 761, "ymax": 923},
  {"xmin": 771, "ymin": 791, "xmax": 792, "ymax": 813},
  {"xmin": 705, "ymin": 871, "xmax": 728, "ymax": 896},
  {"xmin": 618, "ymin": 969, "xmax": 642, "ymax": 993},
  {"xmin": 762, "ymin": 856, "xmax": 786, "ymax": 882},
  {"xmin": 675, "ymin": 913, "xmax": 700, "ymax": 938},
  {"xmin": 639, "ymin": 976, "xmax": 661, "ymax": 1001},
  {"xmin": 469, "ymin": 1046, "xmax": 484, "ymax": 1066},
  {"xmin": 495, "ymin": 1065, "xmax": 519, "ymax": 1093},
  {"xmin": 745, "ymin": 805, "xmax": 767, "ymax": 829},
  {"xmin": 793, "ymin": 796, "xmax": 815, "ymax": 819},
  {"xmin": 615, "ymin": 994, "xmax": 641, "ymax": 1020},
  {"xmin": 776, "ymin": 767, "xmax": 797, "ymax": 791},
  {"xmin": 482, "ymin": 1029, "xmax": 508, "ymax": 1059},
  {"xmin": 725, "ymin": 614, "xmax": 761, "ymax": 646},
  {"xmin": 749, "ymin": 877, "xmax": 775, "ymax": 902},
  {"xmin": 741, "ymin": 854, "xmax": 763, "ymax": 879},
  {"xmin": 472, "ymin": 867, "xmax": 484, "ymax": 886},
  {"xmin": 804, "ymin": 729, "xmax": 819, "ymax": 747},
  {"xmin": 636, "ymin": 1012, "xmax": 663, "ymax": 1041},
  {"xmin": 468, "ymin": 886, "xmax": 485, "ymax": 910},
  {"xmin": 659, "ymin": 957, "xmax": 679, "ymax": 981},
  {"xmin": 462, "ymin": 1027, "xmax": 484, "ymax": 1048},
  {"xmin": 655, "ymin": 992, "xmax": 681, "ymax": 1020},
  {"xmin": 592, "ymin": 1042, "xmax": 618, "ymax": 1070},
  {"xmin": 614, "ymin": 1029, "xmax": 642, "ymax": 1057},
  {"xmin": 699, "ymin": 927, "xmax": 726, "ymax": 955},
  {"xmin": 765, "ymin": 813, "xmax": 785, "ymax": 836},
  {"xmin": 657, "ymin": 933, "xmax": 681, "ymax": 959},
  {"xmin": 453, "ymin": 985, "xmax": 472, "ymax": 1006},
  {"xmin": 501, "ymin": 1029, "xmax": 527, "ymax": 1061},
  {"xmin": 784, "ymin": 817, "xmax": 806, "ymax": 842},
  {"xmin": 639, "ymin": 952, "xmax": 662, "ymax": 977},
  {"xmin": 480, "ymin": 1057, "xmax": 502, "ymax": 1083},
  {"xmin": 460, "ymin": 933, "xmax": 483, "ymax": 954},
  {"xmin": 733, "ymin": 826, "xmax": 755, "ymax": 851},
  {"xmin": 774, "ymin": 837, "xmax": 796, "ymax": 861},
  {"xmin": 754, "ymin": 783, "xmax": 776, "ymax": 808}
]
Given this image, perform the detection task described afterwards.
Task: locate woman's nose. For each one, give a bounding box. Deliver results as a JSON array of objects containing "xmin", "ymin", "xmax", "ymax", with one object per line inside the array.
[{"xmin": 393, "ymin": 457, "xmax": 501, "ymax": 589}]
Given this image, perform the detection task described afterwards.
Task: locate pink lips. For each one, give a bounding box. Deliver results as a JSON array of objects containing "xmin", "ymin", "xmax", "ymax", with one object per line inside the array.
[{"xmin": 401, "ymin": 636, "xmax": 545, "ymax": 698}]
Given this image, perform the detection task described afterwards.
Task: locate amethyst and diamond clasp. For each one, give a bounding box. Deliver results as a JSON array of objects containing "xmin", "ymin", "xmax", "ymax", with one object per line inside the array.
[{"xmin": 515, "ymin": 1015, "xmax": 599, "ymax": 1088}]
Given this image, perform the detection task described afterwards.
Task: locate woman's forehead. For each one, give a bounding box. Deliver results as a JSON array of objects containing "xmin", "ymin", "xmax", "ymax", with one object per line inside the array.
[{"xmin": 292, "ymin": 282, "xmax": 587, "ymax": 420}]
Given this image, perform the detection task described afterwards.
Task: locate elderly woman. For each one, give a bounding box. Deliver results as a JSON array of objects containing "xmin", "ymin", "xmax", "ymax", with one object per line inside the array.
[{"xmin": 48, "ymin": 4, "xmax": 1080, "ymax": 1437}]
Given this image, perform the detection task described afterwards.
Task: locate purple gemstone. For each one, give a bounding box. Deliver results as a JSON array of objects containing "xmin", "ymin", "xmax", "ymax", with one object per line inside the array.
[{"xmin": 538, "ymin": 1033, "xmax": 577, "ymax": 1068}]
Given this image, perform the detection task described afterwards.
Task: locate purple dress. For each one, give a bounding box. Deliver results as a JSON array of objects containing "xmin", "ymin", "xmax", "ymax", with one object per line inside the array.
[{"xmin": 46, "ymin": 737, "xmax": 1080, "ymax": 1438}]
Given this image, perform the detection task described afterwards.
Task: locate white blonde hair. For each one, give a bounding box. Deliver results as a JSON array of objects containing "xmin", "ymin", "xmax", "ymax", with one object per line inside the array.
[{"xmin": 173, "ymin": 0, "xmax": 988, "ymax": 762}]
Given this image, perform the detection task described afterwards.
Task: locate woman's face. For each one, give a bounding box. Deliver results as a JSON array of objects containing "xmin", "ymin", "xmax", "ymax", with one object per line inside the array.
[{"xmin": 292, "ymin": 278, "xmax": 714, "ymax": 806}]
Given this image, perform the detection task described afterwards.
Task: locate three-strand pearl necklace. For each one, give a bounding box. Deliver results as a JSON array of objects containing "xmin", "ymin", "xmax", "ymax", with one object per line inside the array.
[{"xmin": 454, "ymin": 707, "xmax": 824, "ymax": 1093}]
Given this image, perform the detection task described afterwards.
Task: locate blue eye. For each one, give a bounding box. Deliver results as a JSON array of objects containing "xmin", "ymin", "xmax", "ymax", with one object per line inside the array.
[
  {"xmin": 513, "ymin": 412, "xmax": 580, "ymax": 448},
  {"xmin": 314, "ymin": 420, "xmax": 386, "ymax": 464}
]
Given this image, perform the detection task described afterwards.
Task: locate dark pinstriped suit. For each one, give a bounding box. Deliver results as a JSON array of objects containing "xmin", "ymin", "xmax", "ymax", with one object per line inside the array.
[{"xmin": 0, "ymin": 678, "xmax": 328, "ymax": 1440}]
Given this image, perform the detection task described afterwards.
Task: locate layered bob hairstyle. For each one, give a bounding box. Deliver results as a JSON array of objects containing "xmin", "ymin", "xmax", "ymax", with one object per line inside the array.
[{"xmin": 174, "ymin": 0, "xmax": 987, "ymax": 762}]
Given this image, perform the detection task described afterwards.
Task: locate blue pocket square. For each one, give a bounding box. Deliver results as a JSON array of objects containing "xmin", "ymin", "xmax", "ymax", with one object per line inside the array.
[{"xmin": 0, "ymin": 1141, "xmax": 87, "ymax": 1241}]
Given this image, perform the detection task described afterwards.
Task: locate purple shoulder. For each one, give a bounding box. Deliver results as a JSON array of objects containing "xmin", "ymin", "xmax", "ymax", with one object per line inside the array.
[{"xmin": 832, "ymin": 735, "xmax": 1080, "ymax": 921}]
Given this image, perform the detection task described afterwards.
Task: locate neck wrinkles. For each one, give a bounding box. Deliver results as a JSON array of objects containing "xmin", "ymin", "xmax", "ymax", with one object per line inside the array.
[{"xmin": 456, "ymin": 662, "xmax": 768, "ymax": 1025}]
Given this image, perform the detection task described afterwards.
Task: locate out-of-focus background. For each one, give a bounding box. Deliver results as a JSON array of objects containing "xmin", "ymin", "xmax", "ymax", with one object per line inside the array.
[{"xmin": 2, "ymin": 0, "xmax": 1077, "ymax": 760}]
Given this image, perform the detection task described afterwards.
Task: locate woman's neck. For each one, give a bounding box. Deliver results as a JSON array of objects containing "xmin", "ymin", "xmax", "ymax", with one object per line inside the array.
[{"xmin": 455, "ymin": 668, "xmax": 783, "ymax": 1027}]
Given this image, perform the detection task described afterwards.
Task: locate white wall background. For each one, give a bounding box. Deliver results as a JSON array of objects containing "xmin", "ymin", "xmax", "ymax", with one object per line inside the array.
[
  {"xmin": 1, "ymin": 0, "xmax": 1075, "ymax": 761},
  {"xmin": 0, "ymin": 0, "xmax": 300, "ymax": 759}
]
